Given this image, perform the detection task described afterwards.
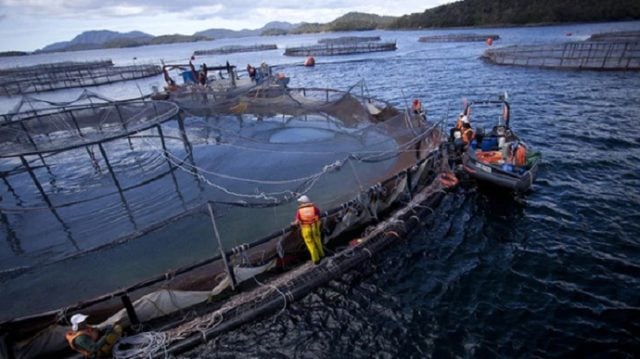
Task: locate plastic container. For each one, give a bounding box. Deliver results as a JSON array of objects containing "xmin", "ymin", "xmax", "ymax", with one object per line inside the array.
[{"xmin": 481, "ymin": 137, "xmax": 498, "ymax": 151}]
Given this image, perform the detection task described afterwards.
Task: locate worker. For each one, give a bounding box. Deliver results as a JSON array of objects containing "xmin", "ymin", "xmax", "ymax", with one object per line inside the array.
[
  {"xmin": 293, "ymin": 195, "xmax": 325, "ymax": 264},
  {"xmin": 162, "ymin": 66, "xmax": 178, "ymax": 92},
  {"xmin": 247, "ymin": 64, "xmax": 257, "ymax": 81},
  {"xmin": 509, "ymin": 142, "xmax": 527, "ymax": 167},
  {"xmin": 461, "ymin": 122, "xmax": 474, "ymax": 145},
  {"xmin": 450, "ymin": 112, "xmax": 470, "ymax": 142},
  {"xmin": 189, "ymin": 60, "xmax": 208, "ymax": 86},
  {"xmin": 66, "ymin": 313, "xmax": 122, "ymax": 358}
]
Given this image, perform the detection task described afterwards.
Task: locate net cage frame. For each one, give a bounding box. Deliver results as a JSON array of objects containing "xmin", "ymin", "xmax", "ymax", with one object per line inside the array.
[
  {"xmin": 0, "ymin": 91, "xmax": 180, "ymax": 157},
  {"xmin": 0, "ymin": 84, "xmax": 447, "ymax": 358},
  {"xmin": 0, "ymin": 60, "xmax": 162, "ymax": 96},
  {"xmin": 482, "ymin": 40, "xmax": 640, "ymax": 71}
]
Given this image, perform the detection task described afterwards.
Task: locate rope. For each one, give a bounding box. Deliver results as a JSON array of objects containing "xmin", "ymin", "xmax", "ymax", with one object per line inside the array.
[{"xmin": 112, "ymin": 332, "xmax": 168, "ymax": 359}]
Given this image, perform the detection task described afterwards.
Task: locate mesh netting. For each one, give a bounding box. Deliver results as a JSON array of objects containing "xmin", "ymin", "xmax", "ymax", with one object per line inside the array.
[
  {"xmin": 0, "ymin": 91, "xmax": 179, "ymax": 157},
  {"xmin": 0, "ymin": 82, "xmax": 447, "ymax": 358},
  {"xmin": 0, "ymin": 60, "xmax": 162, "ymax": 95}
]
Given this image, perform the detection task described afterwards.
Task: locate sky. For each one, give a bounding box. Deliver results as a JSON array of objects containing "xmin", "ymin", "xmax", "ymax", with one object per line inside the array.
[{"xmin": 0, "ymin": 0, "xmax": 455, "ymax": 52}]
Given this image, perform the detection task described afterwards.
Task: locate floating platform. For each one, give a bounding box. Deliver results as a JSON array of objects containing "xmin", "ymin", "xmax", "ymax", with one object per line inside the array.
[
  {"xmin": 0, "ymin": 60, "xmax": 162, "ymax": 95},
  {"xmin": 482, "ymin": 40, "xmax": 640, "ymax": 71},
  {"xmin": 418, "ymin": 34, "xmax": 500, "ymax": 43},
  {"xmin": 318, "ymin": 36, "xmax": 381, "ymax": 44},
  {"xmin": 284, "ymin": 41, "xmax": 397, "ymax": 56},
  {"xmin": 193, "ymin": 44, "xmax": 278, "ymax": 56}
]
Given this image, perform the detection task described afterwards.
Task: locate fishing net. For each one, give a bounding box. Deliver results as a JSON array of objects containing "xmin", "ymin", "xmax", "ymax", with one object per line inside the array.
[
  {"xmin": 0, "ymin": 82, "xmax": 446, "ymax": 358},
  {"xmin": 0, "ymin": 90, "xmax": 179, "ymax": 157},
  {"xmin": 0, "ymin": 60, "xmax": 161, "ymax": 95}
]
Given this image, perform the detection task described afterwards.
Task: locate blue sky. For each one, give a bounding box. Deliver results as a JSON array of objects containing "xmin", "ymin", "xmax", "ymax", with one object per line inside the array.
[{"xmin": 0, "ymin": 0, "xmax": 454, "ymax": 52}]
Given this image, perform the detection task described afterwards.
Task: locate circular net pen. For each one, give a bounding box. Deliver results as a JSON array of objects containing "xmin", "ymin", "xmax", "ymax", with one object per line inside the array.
[
  {"xmin": 0, "ymin": 85, "xmax": 446, "ymax": 358},
  {"xmin": 482, "ymin": 41, "xmax": 640, "ymax": 71},
  {"xmin": 0, "ymin": 60, "xmax": 162, "ymax": 95}
]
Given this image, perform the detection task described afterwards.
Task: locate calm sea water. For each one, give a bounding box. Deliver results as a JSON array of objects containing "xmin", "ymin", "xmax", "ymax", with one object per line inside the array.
[{"xmin": 1, "ymin": 21, "xmax": 640, "ymax": 357}]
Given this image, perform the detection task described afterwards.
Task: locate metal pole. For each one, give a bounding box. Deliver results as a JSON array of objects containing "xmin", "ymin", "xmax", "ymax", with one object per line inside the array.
[
  {"xmin": 207, "ymin": 202, "xmax": 237, "ymax": 290},
  {"xmin": 120, "ymin": 294, "xmax": 140, "ymax": 327}
]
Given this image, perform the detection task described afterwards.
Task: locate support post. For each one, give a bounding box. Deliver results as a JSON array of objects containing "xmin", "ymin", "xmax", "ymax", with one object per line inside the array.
[
  {"xmin": 120, "ymin": 294, "xmax": 140, "ymax": 327},
  {"xmin": 207, "ymin": 202, "xmax": 237, "ymax": 290}
]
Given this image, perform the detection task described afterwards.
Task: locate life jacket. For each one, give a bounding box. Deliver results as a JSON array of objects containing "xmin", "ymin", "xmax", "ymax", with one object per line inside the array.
[
  {"xmin": 509, "ymin": 143, "xmax": 527, "ymax": 167},
  {"xmin": 297, "ymin": 203, "xmax": 319, "ymax": 225},
  {"xmin": 412, "ymin": 99, "xmax": 423, "ymax": 114},
  {"xmin": 66, "ymin": 327, "xmax": 100, "ymax": 358},
  {"xmin": 462, "ymin": 127, "xmax": 474, "ymax": 144}
]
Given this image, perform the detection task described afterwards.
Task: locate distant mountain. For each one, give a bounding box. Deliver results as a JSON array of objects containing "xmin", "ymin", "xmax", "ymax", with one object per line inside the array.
[
  {"xmin": 326, "ymin": 12, "xmax": 396, "ymax": 31},
  {"xmin": 389, "ymin": 0, "xmax": 640, "ymax": 28},
  {"xmin": 194, "ymin": 28, "xmax": 258, "ymax": 39},
  {"xmin": 290, "ymin": 12, "xmax": 396, "ymax": 34},
  {"xmin": 195, "ymin": 21, "xmax": 297, "ymax": 39},
  {"xmin": 262, "ymin": 21, "xmax": 297, "ymax": 31},
  {"xmin": 40, "ymin": 30, "xmax": 153, "ymax": 52}
]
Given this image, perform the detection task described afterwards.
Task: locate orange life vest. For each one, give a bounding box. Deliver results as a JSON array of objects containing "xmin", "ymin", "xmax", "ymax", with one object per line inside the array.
[
  {"xmin": 297, "ymin": 203, "xmax": 319, "ymax": 225},
  {"xmin": 66, "ymin": 327, "xmax": 100, "ymax": 358},
  {"xmin": 509, "ymin": 144, "xmax": 527, "ymax": 166},
  {"xmin": 462, "ymin": 127, "xmax": 474, "ymax": 144}
]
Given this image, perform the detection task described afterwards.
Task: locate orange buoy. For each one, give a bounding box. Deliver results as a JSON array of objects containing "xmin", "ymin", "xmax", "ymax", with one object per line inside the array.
[
  {"xmin": 486, "ymin": 37, "xmax": 493, "ymax": 46},
  {"xmin": 304, "ymin": 56, "xmax": 315, "ymax": 67}
]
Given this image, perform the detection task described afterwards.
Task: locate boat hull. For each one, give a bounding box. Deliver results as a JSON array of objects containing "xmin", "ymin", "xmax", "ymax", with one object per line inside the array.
[{"xmin": 462, "ymin": 149, "xmax": 539, "ymax": 192}]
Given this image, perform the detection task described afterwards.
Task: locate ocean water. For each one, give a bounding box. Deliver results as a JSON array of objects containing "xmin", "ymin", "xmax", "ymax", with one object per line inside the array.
[{"xmin": 1, "ymin": 21, "xmax": 640, "ymax": 357}]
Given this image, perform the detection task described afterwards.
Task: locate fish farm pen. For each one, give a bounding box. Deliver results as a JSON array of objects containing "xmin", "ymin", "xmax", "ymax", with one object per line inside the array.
[
  {"xmin": 482, "ymin": 41, "xmax": 640, "ymax": 70},
  {"xmin": 0, "ymin": 60, "xmax": 162, "ymax": 95},
  {"xmin": 318, "ymin": 36, "xmax": 382, "ymax": 44},
  {"xmin": 284, "ymin": 41, "xmax": 397, "ymax": 56},
  {"xmin": 0, "ymin": 79, "xmax": 449, "ymax": 358},
  {"xmin": 588, "ymin": 30, "xmax": 640, "ymax": 42},
  {"xmin": 418, "ymin": 34, "xmax": 500, "ymax": 42},
  {"xmin": 193, "ymin": 44, "xmax": 278, "ymax": 56}
]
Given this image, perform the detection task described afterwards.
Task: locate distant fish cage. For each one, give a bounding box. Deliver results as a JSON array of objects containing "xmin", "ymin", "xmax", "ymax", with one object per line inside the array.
[
  {"xmin": 588, "ymin": 31, "xmax": 640, "ymax": 42},
  {"xmin": 0, "ymin": 60, "xmax": 162, "ymax": 95},
  {"xmin": 284, "ymin": 41, "xmax": 397, "ymax": 56},
  {"xmin": 482, "ymin": 41, "xmax": 640, "ymax": 71},
  {"xmin": 318, "ymin": 36, "xmax": 382, "ymax": 44},
  {"xmin": 0, "ymin": 60, "xmax": 114, "ymax": 76},
  {"xmin": 193, "ymin": 44, "xmax": 278, "ymax": 56},
  {"xmin": 418, "ymin": 34, "xmax": 500, "ymax": 42}
]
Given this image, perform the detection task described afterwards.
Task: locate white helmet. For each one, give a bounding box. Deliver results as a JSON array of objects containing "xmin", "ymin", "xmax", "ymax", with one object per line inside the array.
[
  {"xmin": 297, "ymin": 195, "xmax": 311, "ymax": 203},
  {"xmin": 70, "ymin": 313, "xmax": 88, "ymax": 331},
  {"xmin": 461, "ymin": 115, "xmax": 469, "ymax": 124}
]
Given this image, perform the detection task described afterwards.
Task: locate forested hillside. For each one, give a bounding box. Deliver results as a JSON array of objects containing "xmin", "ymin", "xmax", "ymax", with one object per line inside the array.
[{"xmin": 390, "ymin": 0, "xmax": 640, "ymax": 28}]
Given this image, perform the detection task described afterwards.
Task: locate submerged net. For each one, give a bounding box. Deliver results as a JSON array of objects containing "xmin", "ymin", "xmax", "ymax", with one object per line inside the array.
[{"xmin": 0, "ymin": 82, "xmax": 446, "ymax": 358}]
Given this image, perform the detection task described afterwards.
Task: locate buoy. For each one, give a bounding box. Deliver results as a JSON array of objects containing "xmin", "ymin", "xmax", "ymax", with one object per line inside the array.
[
  {"xmin": 304, "ymin": 56, "xmax": 315, "ymax": 67},
  {"xmin": 486, "ymin": 37, "xmax": 493, "ymax": 46}
]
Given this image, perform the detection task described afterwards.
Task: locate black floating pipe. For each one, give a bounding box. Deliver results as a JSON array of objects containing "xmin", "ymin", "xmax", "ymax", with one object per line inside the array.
[{"xmin": 154, "ymin": 187, "xmax": 445, "ymax": 358}]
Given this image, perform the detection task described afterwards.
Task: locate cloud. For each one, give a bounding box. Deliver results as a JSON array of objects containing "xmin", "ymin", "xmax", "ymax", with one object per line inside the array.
[{"xmin": 0, "ymin": 0, "xmax": 441, "ymax": 20}]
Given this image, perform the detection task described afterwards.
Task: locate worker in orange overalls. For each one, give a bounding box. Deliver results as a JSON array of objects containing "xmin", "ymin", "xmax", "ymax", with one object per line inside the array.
[
  {"xmin": 293, "ymin": 195, "xmax": 325, "ymax": 264},
  {"xmin": 509, "ymin": 142, "xmax": 527, "ymax": 167},
  {"xmin": 66, "ymin": 313, "xmax": 122, "ymax": 358}
]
